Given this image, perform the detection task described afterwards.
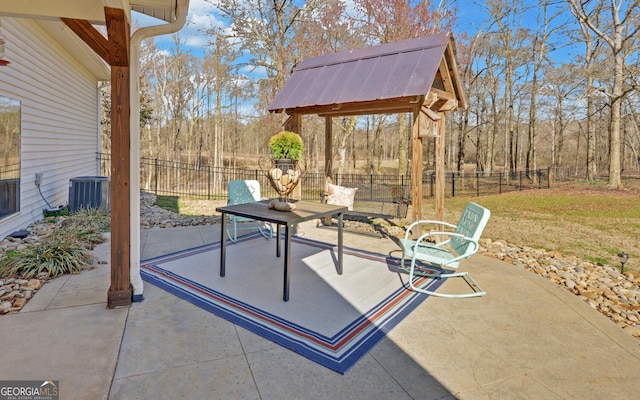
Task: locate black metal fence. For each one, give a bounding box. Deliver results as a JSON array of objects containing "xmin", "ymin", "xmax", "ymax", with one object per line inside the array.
[{"xmin": 98, "ymin": 153, "xmax": 554, "ymax": 204}]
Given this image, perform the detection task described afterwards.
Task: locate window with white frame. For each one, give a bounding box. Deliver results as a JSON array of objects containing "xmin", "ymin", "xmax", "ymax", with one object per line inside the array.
[{"xmin": 0, "ymin": 94, "xmax": 20, "ymax": 219}]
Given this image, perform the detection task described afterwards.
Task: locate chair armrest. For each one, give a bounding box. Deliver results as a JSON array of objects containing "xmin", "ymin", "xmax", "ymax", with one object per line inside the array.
[
  {"xmin": 417, "ymin": 231, "xmax": 477, "ymax": 247},
  {"xmin": 404, "ymin": 220, "xmax": 457, "ymax": 242}
]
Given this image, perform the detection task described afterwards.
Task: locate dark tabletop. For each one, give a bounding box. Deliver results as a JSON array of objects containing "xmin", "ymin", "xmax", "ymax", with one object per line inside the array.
[{"xmin": 216, "ymin": 200, "xmax": 348, "ymax": 226}]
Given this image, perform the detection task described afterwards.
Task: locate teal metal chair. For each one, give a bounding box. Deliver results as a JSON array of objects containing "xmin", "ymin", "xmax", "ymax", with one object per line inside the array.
[
  {"xmin": 227, "ymin": 180, "xmax": 273, "ymax": 243},
  {"xmin": 399, "ymin": 202, "xmax": 490, "ymax": 298}
]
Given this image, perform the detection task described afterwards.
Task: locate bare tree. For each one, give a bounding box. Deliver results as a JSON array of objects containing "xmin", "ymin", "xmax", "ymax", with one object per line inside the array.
[
  {"xmin": 623, "ymin": 97, "xmax": 640, "ymax": 171},
  {"xmin": 211, "ymin": 0, "xmax": 320, "ymax": 98},
  {"xmin": 292, "ymin": 0, "xmax": 365, "ymax": 174},
  {"xmin": 202, "ymin": 29, "xmax": 240, "ymax": 177},
  {"xmin": 570, "ymin": 6, "xmax": 604, "ymax": 180},
  {"xmin": 526, "ymin": 1, "xmax": 563, "ymax": 182},
  {"xmin": 353, "ymin": 0, "xmax": 456, "ymax": 179},
  {"xmin": 484, "ymin": 0, "xmax": 531, "ymax": 180},
  {"xmin": 567, "ymin": 0, "xmax": 640, "ymax": 188}
]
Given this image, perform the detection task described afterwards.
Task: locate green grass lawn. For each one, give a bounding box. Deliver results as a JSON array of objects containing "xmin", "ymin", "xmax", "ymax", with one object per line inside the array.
[
  {"xmin": 157, "ymin": 179, "xmax": 640, "ymax": 273},
  {"xmin": 423, "ymin": 180, "xmax": 640, "ymax": 272}
]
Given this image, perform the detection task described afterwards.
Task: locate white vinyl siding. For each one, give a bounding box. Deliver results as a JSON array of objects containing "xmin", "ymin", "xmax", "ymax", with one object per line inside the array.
[{"xmin": 0, "ymin": 17, "xmax": 103, "ymax": 239}]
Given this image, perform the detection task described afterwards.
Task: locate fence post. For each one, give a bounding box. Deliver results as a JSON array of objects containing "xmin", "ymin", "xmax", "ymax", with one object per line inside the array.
[
  {"xmin": 370, "ymin": 174, "xmax": 373, "ymax": 200},
  {"xmin": 451, "ymin": 172, "xmax": 455, "ymax": 197},
  {"xmin": 207, "ymin": 165, "xmax": 211, "ymax": 200},
  {"xmin": 430, "ymin": 174, "xmax": 434, "ymax": 198},
  {"xmin": 519, "ymin": 171, "xmax": 523, "ymax": 190},
  {"xmin": 154, "ymin": 158, "xmax": 158, "ymax": 195},
  {"xmin": 476, "ymin": 172, "xmax": 480, "ymax": 197},
  {"xmin": 537, "ymin": 169, "xmax": 541, "ymax": 189},
  {"xmin": 499, "ymin": 172, "xmax": 502, "ymax": 194}
]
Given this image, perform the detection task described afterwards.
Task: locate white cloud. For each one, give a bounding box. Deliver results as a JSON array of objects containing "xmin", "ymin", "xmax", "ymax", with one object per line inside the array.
[
  {"xmin": 240, "ymin": 64, "xmax": 267, "ymax": 79},
  {"xmin": 133, "ymin": 0, "xmax": 223, "ymax": 55}
]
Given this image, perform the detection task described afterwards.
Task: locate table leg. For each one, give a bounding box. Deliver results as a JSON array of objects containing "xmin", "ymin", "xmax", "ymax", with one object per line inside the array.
[
  {"xmin": 276, "ymin": 224, "xmax": 281, "ymax": 257},
  {"xmin": 283, "ymin": 224, "xmax": 291, "ymax": 301},
  {"xmin": 337, "ymin": 212, "xmax": 343, "ymax": 275},
  {"xmin": 220, "ymin": 213, "xmax": 227, "ymax": 277}
]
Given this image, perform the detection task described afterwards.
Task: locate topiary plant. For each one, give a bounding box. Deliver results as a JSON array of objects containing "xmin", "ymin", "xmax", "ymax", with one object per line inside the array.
[{"xmin": 268, "ymin": 131, "xmax": 304, "ymax": 161}]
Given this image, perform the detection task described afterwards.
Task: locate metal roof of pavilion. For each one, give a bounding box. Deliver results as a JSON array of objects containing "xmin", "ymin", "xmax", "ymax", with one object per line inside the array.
[{"xmin": 268, "ymin": 33, "xmax": 466, "ymax": 116}]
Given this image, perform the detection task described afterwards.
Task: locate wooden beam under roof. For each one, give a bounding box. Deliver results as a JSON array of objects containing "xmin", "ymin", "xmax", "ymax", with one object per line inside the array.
[
  {"xmin": 282, "ymin": 96, "xmax": 426, "ymax": 117},
  {"xmin": 445, "ymin": 37, "xmax": 468, "ymax": 110},
  {"xmin": 437, "ymin": 54, "xmax": 455, "ymax": 95},
  {"xmin": 427, "ymin": 88, "xmax": 458, "ymax": 112},
  {"xmin": 62, "ymin": 18, "xmax": 112, "ymax": 64}
]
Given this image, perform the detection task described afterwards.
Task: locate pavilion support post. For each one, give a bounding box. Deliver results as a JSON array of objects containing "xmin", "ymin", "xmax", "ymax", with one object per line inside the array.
[
  {"xmin": 106, "ymin": 8, "xmax": 132, "ymax": 308},
  {"xmin": 109, "ymin": 65, "xmax": 132, "ymax": 308},
  {"xmin": 325, "ymin": 116, "xmax": 333, "ymax": 178},
  {"xmin": 324, "ymin": 116, "xmax": 333, "ymax": 225},
  {"xmin": 284, "ymin": 114, "xmax": 302, "ymax": 133},
  {"xmin": 411, "ymin": 108, "xmax": 423, "ymax": 223}
]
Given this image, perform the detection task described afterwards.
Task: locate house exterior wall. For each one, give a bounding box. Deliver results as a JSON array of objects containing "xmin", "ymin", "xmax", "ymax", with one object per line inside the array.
[{"xmin": 0, "ymin": 17, "xmax": 102, "ymax": 239}]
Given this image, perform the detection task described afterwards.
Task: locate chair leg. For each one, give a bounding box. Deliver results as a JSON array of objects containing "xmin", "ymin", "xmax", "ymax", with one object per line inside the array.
[
  {"xmin": 228, "ymin": 220, "xmax": 273, "ymax": 243},
  {"xmin": 407, "ymin": 257, "xmax": 486, "ymax": 298},
  {"xmin": 258, "ymin": 223, "xmax": 273, "ymax": 239},
  {"xmin": 227, "ymin": 219, "xmax": 238, "ymax": 244}
]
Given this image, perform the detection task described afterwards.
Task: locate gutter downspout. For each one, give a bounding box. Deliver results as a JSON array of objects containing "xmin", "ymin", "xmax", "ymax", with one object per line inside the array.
[{"xmin": 129, "ymin": 0, "xmax": 189, "ymax": 302}]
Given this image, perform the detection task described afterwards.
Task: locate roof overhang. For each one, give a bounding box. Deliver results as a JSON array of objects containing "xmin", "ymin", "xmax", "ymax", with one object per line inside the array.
[
  {"xmin": 0, "ymin": 1, "xmax": 178, "ymax": 81},
  {"xmin": 33, "ymin": 19, "xmax": 111, "ymax": 81},
  {"xmin": 0, "ymin": 1, "xmax": 177, "ymax": 24},
  {"xmin": 131, "ymin": 0, "xmax": 178, "ymax": 23}
]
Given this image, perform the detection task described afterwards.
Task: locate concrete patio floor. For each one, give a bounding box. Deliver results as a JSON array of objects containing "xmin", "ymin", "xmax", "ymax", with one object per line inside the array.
[{"xmin": 3, "ymin": 221, "xmax": 640, "ymax": 399}]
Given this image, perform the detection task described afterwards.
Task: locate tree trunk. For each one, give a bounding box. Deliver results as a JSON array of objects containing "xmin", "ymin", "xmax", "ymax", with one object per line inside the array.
[
  {"xmin": 337, "ymin": 116, "xmax": 357, "ymax": 176},
  {"xmin": 608, "ymin": 35, "xmax": 623, "ymax": 188}
]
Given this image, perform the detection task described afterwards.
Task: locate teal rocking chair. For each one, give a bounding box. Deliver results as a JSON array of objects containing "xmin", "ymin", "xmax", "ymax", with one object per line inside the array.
[
  {"xmin": 399, "ymin": 202, "xmax": 491, "ymax": 298},
  {"xmin": 227, "ymin": 180, "xmax": 273, "ymax": 243}
]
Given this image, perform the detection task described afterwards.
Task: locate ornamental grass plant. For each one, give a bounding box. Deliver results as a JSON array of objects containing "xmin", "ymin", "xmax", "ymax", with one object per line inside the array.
[
  {"xmin": 1, "ymin": 236, "xmax": 94, "ymax": 278},
  {"xmin": 0, "ymin": 209, "xmax": 110, "ymax": 279}
]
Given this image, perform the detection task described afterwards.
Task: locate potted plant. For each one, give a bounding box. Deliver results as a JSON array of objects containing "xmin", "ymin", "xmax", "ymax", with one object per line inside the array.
[
  {"xmin": 264, "ymin": 131, "xmax": 304, "ymax": 209},
  {"xmin": 268, "ymin": 130, "xmax": 304, "ymax": 165}
]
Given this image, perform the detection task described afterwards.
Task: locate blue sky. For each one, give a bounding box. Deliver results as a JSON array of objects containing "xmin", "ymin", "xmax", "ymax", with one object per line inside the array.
[
  {"xmin": 133, "ymin": 0, "xmax": 220, "ymax": 54},
  {"xmin": 134, "ymin": 0, "xmax": 498, "ymax": 58},
  {"xmin": 133, "ymin": 0, "xmax": 579, "ymax": 78}
]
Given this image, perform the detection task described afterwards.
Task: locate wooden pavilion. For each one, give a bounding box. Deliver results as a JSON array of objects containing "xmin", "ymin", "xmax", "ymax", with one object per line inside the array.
[{"xmin": 268, "ymin": 33, "xmax": 467, "ymax": 222}]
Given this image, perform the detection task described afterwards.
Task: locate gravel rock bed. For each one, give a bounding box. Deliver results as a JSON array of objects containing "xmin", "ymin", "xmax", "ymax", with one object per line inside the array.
[
  {"xmin": 1, "ymin": 192, "xmax": 639, "ymax": 340},
  {"xmin": 140, "ymin": 192, "xmax": 220, "ymax": 228},
  {"xmin": 481, "ymin": 239, "xmax": 640, "ymax": 338}
]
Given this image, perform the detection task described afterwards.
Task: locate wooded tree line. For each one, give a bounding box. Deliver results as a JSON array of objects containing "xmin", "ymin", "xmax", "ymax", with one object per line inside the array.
[{"xmin": 100, "ymin": 0, "xmax": 640, "ymax": 188}]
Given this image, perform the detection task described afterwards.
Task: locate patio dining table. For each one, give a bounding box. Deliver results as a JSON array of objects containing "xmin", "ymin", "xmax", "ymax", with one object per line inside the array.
[{"xmin": 216, "ymin": 200, "xmax": 348, "ymax": 301}]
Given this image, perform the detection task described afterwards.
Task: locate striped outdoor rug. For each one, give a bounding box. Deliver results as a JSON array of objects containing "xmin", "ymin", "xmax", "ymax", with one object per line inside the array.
[{"xmin": 141, "ymin": 232, "xmax": 445, "ymax": 374}]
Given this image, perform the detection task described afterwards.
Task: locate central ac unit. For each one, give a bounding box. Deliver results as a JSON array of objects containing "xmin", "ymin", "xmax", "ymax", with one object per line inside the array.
[{"xmin": 69, "ymin": 176, "xmax": 110, "ymax": 212}]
